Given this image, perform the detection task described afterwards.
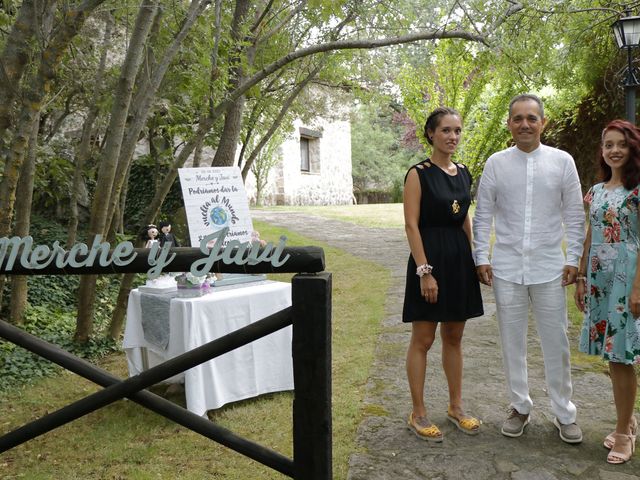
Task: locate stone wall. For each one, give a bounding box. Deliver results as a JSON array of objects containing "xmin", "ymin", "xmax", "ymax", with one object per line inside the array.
[{"xmin": 245, "ymin": 117, "xmax": 354, "ymax": 206}]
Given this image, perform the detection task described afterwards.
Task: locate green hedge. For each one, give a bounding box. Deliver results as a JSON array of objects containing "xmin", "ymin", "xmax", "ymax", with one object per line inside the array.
[
  {"xmin": 123, "ymin": 158, "xmax": 184, "ymax": 232},
  {"xmin": 0, "ymin": 215, "xmax": 126, "ymax": 392}
]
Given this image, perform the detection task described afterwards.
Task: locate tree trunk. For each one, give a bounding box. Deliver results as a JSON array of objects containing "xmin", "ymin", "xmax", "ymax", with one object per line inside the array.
[
  {"xmin": 104, "ymin": 0, "xmax": 209, "ymax": 232},
  {"xmin": 212, "ymin": 96, "xmax": 247, "ymax": 167},
  {"xmin": 43, "ymin": 89, "xmax": 78, "ymax": 142},
  {"xmin": 108, "ymin": 271, "xmax": 136, "ymax": 340},
  {"xmin": 0, "ymin": 0, "xmax": 107, "ymax": 145},
  {"xmin": 107, "ymin": 115, "xmax": 213, "ymax": 338},
  {"xmin": 187, "ymin": 0, "xmax": 222, "ymax": 171},
  {"xmin": 0, "ymin": 0, "xmax": 71, "ymax": 239},
  {"xmin": 192, "ymin": 137, "xmax": 204, "ymax": 167},
  {"xmin": 211, "ymin": 0, "xmax": 252, "ymax": 167},
  {"xmin": 75, "ymin": 0, "xmax": 159, "ymax": 343},
  {"xmin": 0, "ymin": 0, "xmax": 38, "ymax": 136},
  {"xmin": 117, "ymin": 162, "xmax": 132, "ymax": 233},
  {"xmin": 8, "ymin": 114, "xmax": 39, "ymax": 325},
  {"xmin": 236, "ymin": 69, "xmax": 286, "ymax": 169},
  {"xmin": 0, "ymin": 0, "xmax": 105, "ymax": 250},
  {"xmin": 68, "ymin": 11, "xmax": 114, "ymax": 247},
  {"xmin": 0, "ymin": 0, "xmax": 58, "ymax": 311},
  {"xmin": 0, "ymin": 74, "xmax": 50, "ymax": 311}
]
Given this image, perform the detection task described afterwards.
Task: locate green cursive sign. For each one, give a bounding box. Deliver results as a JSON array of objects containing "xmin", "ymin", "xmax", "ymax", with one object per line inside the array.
[{"xmin": 0, "ymin": 227, "xmax": 290, "ymax": 279}]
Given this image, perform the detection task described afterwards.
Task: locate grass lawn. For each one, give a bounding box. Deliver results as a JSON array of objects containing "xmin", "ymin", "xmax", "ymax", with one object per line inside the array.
[
  {"xmin": 0, "ymin": 220, "xmax": 390, "ymax": 479},
  {"xmin": 253, "ymin": 203, "xmax": 405, "ymax": 228}
]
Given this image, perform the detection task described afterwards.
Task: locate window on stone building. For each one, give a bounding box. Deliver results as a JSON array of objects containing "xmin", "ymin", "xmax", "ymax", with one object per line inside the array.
[
  {"xmin": 300, "ymin": 137, "xmax": 310, "ymax": 172},
  {"xmin": 299, "ymin": 127, "xmax": 322, "ymax": 174}
]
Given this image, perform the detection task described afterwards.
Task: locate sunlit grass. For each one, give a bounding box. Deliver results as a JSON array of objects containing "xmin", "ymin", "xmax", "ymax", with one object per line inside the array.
[
  {"xmin": 253, "ymin": 202, "xmax": 478, "ymax": 230},
  {"xmin": 253, "ymin": 203, "xmax": 405, "ymax": 228}
]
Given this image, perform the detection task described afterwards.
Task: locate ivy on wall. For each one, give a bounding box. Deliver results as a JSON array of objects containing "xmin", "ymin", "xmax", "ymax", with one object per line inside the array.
[{"xmin": 123, "ymin": 157, "xmax": 185, "ymax": 232}]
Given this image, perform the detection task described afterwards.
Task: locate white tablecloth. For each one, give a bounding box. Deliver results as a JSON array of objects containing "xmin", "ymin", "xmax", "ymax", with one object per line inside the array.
[{"xmin": 123, "ymin": 281, "xmax": 293, "ymax": 416}]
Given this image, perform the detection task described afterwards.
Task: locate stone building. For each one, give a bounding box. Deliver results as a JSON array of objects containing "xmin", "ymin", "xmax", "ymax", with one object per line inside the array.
[{"xmin": 244, "ymin": 116, "xmax": 354, "ymax": 206}]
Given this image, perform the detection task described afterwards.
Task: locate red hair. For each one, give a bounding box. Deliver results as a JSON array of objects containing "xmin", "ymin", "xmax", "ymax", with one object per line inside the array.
[{"xmin": 599, "ymin": 119, "xmax": 640, "ymax": 190}]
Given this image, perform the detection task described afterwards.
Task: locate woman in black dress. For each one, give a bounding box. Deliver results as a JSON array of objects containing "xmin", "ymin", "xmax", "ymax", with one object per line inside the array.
[{"xmin": 404, "ymin": 107, "xmax": 483, "ymax": 441}]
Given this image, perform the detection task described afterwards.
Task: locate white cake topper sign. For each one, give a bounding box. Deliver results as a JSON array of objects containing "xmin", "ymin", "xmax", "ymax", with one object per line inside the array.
[{"xmin": 0, "ymin": 227, "xmax": 290, "ymax": 279}]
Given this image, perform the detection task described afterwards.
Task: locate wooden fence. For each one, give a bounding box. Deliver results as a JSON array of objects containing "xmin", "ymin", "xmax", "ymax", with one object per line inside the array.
[{"xmin": 0, "ymin": 245, "xmax": 332, "ymax": 479}]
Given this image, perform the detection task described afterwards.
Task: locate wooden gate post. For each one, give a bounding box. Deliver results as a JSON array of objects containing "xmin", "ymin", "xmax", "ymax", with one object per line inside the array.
[{"xmin": 291, "ymin": 272, "xmax": 332, "ymax": 480}]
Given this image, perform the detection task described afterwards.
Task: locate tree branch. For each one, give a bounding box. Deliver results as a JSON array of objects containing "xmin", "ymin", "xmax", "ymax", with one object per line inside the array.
[
  {"xmin": 241, "ymin": 59, "xmax": 324, "ymax": 179},
  {"xmin": 211, "ymin": 28, "xmax": 489, "ymax": 121},
  {"xmin": 250, "ymin": 0, "xmax": 275, "ymax": 33},
  {"xmin": 456, "ymin": 0, "xmax": 484, "ymax": 38},
  {"xmin": 490, "ymin": 1, "xmax": 524, "ymax": 32},
  {"xmin": 255, "ymin": 0, "xmax": 307, "ymax": 46}
]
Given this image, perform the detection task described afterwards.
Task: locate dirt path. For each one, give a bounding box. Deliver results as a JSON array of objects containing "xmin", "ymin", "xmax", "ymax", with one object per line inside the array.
[{"xmin": 253, "ymin": 210, "xmax": 638, "ymax": 480}]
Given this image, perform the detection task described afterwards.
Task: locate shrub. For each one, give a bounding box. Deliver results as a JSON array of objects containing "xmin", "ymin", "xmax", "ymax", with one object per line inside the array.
[
  {"xmin": 0, "ymin": 215, "xmax": 124, "ymax": 392},
  {"xmin": 0, "ymin": 304, "xmax": 119, "ymax": 392}
]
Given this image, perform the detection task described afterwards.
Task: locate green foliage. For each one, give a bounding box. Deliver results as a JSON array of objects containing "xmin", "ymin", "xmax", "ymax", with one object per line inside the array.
[
  {"xmin": 0, "ymin": 215, "xmax": 123, "ymax": 392},
  {"xmin": 0, "ymin": 273, "xmax": 122, "ymax": 391},
  {"xmin": 0, "ymin": 11, "xmax": 13, "ymax": 28},
  {"xmin": 0, "ymin": 298, "xmax": 119, "ymax": 392},
  {"xmin": 250, "ymin": 133, "xmax": 283, "ymax": 206},
  {"xmin": 386, "ymin": 1, "xmax": 632, "ymax": 180},
  {"xmin": 32, "ymin": 154, "xmax": 75, "ymax": 212},
  {"xmin": 124, "ymin": 158, "xmax": 184, "ymax": 231},
  {"xmin": 26, "ymin": 275, "xmax": 78, "ymax": 309},
  {"xmin": 391, "ymin": 177, "xmax": 404, "ymax": 203},
  {"xmin": 396, "ymin": 39, "xmax": 519, "ymax": 177},
  {"xmin": 544, "ymin": 76, "xmax": 624, "ymax": 191},
  {"xmin": 351, "ymin": 100, "xmax": 422, "ymax": 195},
  {"xmin": 28, "ymin": 212, "xmax": 74, "ymax": 244}
]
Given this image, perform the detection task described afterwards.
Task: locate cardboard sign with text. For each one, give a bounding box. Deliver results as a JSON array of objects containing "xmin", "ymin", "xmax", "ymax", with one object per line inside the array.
[{"xmin": 178, "ymin": 167, "xmax": 254, "ymax": 248}]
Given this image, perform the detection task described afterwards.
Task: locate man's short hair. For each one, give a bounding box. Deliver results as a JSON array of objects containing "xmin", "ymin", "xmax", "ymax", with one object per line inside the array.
[{"xmin": 508, "ymin": 94, "xmax": 544, "ymax": 119}]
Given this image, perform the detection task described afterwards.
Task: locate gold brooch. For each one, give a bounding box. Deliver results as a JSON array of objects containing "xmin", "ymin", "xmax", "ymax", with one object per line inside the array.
[{"xmin": 452, "ymin": 200, "xmax": 460, "ymax": 214}]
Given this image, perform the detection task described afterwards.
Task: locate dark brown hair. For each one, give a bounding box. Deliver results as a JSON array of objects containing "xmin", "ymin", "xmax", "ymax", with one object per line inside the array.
[
  {"xmin": 599, "ymin": 119, "xmax": 640, "ymax": 190},
  {"xmin": 423, "ymin": 107, "xmax": 460, "ymax": 145}
]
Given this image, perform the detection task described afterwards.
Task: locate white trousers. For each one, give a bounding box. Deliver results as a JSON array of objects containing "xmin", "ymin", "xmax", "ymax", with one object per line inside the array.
[{"xmin": 493, "ymin": 276, "xmax": 576, "ymax": 424}]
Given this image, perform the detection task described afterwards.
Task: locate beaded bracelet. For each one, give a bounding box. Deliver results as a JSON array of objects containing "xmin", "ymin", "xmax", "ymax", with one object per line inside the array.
[{"xmin": 576, "ymin": 276, "xmax": 587, "ymax": 282}]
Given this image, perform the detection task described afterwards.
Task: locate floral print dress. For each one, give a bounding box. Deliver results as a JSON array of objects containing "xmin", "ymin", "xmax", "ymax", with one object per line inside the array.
[{"xmin": 579, "ymin": 183, "xmax": 640, "ymax": 364}]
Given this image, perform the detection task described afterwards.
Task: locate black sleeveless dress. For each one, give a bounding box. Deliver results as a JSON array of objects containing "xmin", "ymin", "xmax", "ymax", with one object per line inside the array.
[{"xmin": 402, "ymin": 160, "xmax": 483, "ymax": 323}]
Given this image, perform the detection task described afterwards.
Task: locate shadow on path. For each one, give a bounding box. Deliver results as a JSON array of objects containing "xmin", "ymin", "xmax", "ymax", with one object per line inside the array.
[{"xmin": 253, "ymin": 210, "xmax": 638, "ymax": 480}]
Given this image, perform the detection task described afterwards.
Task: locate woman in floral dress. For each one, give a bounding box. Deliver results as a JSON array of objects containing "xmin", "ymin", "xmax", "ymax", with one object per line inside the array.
[{"xmin": 575, "ymin": 119, "xmax": 640, "ymax": 464}]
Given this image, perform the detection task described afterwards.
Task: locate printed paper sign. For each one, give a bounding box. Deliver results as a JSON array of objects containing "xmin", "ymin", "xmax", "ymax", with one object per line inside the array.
[{"xmin": 178, "ymin": 167, "xmax": 254, "ymax": 248}]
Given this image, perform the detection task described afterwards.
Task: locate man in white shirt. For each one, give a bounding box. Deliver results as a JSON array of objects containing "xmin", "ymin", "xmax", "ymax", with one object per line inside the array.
[{"xmin": 473, "ymin": 94, "xmax": 585, "ymax": 443}]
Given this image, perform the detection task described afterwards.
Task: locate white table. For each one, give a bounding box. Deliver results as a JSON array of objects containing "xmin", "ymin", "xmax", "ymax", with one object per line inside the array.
[{"xmin": 123, "ymin": 281, "xmax": 293, "ymax": 416}]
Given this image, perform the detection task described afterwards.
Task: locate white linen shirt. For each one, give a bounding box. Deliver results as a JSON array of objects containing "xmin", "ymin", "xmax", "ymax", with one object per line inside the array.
[{"xmin": 473, "ymin": 144, "xmax": 585, "ymax": 285}]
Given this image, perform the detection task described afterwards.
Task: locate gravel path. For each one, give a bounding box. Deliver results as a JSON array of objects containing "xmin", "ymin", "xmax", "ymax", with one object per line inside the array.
[{"xmin": 253, "ymin": 210, "xmax": 638, "ymax": 480}]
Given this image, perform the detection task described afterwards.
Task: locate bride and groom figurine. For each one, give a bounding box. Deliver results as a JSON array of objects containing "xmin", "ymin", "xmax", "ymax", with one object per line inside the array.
[{"xmin": 140, "ymin": 222, "xmax": 180, "ymax": 249}]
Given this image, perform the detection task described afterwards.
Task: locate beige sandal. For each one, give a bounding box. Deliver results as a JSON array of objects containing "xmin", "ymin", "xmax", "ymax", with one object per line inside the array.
[
  {"xmin": 607, "ymin": 433, "xmax": 635, "ymax": 464},
  {"xmin": 604, "ymin": 416, "xmax": 637, "ymax": 449},
  {"xmin": 407, "ymin": 412, "xmax": 443, "ymax": 442}
]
